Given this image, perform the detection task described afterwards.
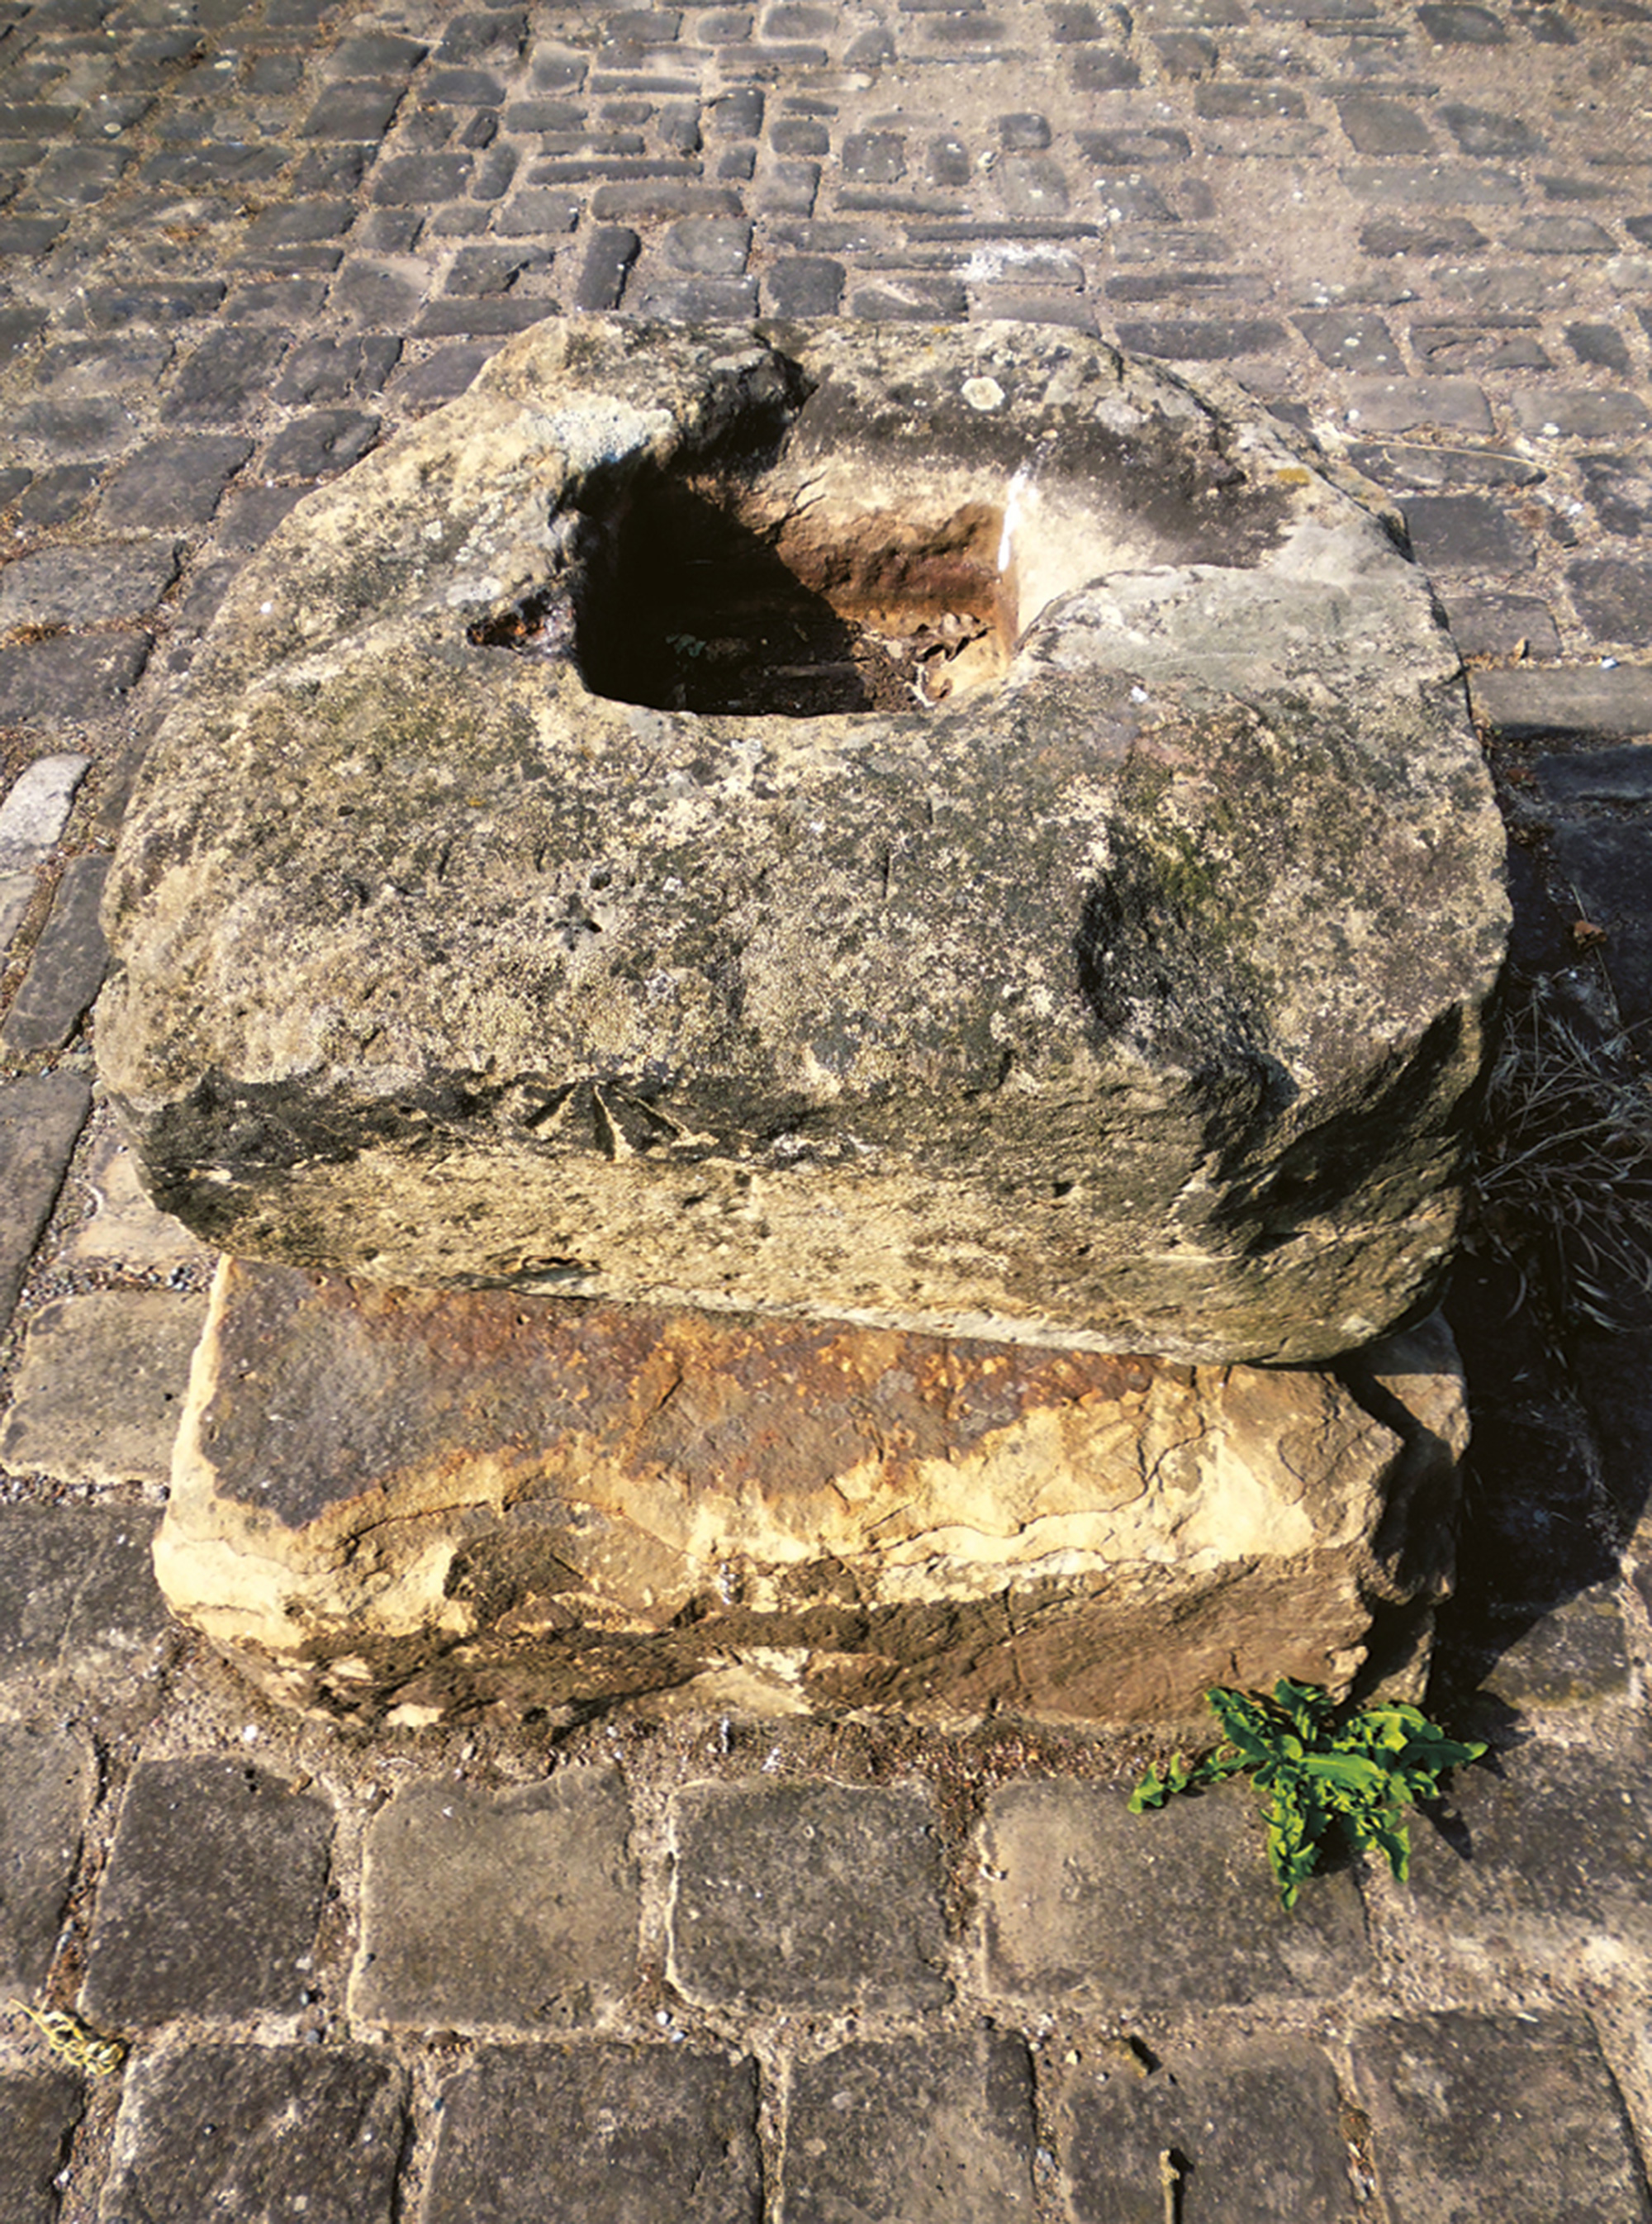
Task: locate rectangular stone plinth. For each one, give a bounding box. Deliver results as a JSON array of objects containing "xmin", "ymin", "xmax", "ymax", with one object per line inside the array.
[{"xmin": 155, "ymin": 1259, "xmax": 1467, "ymax": 1729}]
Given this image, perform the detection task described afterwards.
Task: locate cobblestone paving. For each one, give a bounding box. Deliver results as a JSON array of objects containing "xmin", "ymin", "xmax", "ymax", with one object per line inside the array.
[{"xmin": 5, "ymin": 0, "xmax": 1652, "ymax": 2215}]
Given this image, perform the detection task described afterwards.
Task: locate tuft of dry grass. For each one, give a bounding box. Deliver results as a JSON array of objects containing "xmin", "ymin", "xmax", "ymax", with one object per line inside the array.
[{"xmin": 1468, "ymin": 976, "xmax": 1652, "ymax": 1332}]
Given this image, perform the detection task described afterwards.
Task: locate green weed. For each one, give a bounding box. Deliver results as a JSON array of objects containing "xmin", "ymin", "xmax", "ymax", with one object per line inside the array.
[{"xmin": 1128, "ymin": 1679, "xmax": 1485, "ymax": 1909}]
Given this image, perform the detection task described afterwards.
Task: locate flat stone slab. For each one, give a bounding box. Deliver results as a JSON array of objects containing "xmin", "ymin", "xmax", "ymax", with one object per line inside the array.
[
  {"xmin": 64, "ymin": 1123, "xmax": 216, "ymax": 1271},
  {"xmin": 422, "ymin": 2045, "xmax": 761, "ymax": 2224},
  {"xmin": 154, "ymin": 1258, "xmax": 1468, "ymax": 1728},
  {"xmin": 0, "ymin": 1508, "xmax": 168, "ymax": 1696},
  {"xmin": 1400, "ymin": 1733, "xmax": 1652, "ymax": 1962},
  {"xmin": 1574, "ymin": 1326, "xmax": 1652, "ymax": 1589},
  {"xmin": 1551, "ymin": 820, "xmax": 1652, "ymax": 1029},
  {"xmin": 1056, "ymin": 2039, "xmax": 1356, "ymax": 2223},
  {"xmin": 0, "ymin": 1726, "xmax": 97, "ymax": 1995},
  {"xmin": 1352, "ymin": 2011, "xmax": 1651, "ymax": 2223},
  {"xmin": 0, "ymin": 873, "xmax": 36, "ymax": 970},
  {"xmin": 0, "ymin": 758, "xmax": 88, "ymax": 873},
  {"xmin": 670, "ymin": 1780, "xmax": 951, "ymax": 2012},
  {"xmin": 0, "ymin": 2072, "xmax": 80, "ymax": 2224},
  {"xmin": 0, "ymin": 542, "xmax": 177, "ymax": 630},
  {"xmin": 978, "ymin": 1779, "xmax": 1369, "ymax": 2007},
  {"xmin": 0, "ymin": 875, "xmax": 33, "ymax": 969},
  {"xmin": 0, "ymin": 636, "xmax": 150, "ymax": 730},
  {"xmin": 0, "ymin": 852, "xmax": 109, "ymax": 1059},
  {"xmin": 784, "ymin": 2032, "xmax": 1037, "ymax": 2224},
  {"xmin": 1472, "ymin": 664, "xmax": 1652, "ymax": 740},
  {"xmin": 1450, "ymin": 1588, "xmax": 1631, "ymax": 1715},
  {"xmin": 1533, "ymin": 743, "xmax": 1652, "ymax": 806},
  {"xmin": 0, "ymin": 1291, "xmax": 206, "ymax": 1487},
  {"xmin": 0, "ymin": 1073, "xmax": 90, "ymax": 1338},
  {"xmin": 103, "ymin": 2046, "xmax": 405, "ymax": 2224},
  {"xmin": 99, "ymin": 316, "xmax": 1507, "ymax": 1366},
  {"xmin": 349, "ymin": 1768, "xmax": 638, "ymax": 2031},
  {"xmin": 81, "ymin": 1757, "xmax": 333, "ymax": 2026}
]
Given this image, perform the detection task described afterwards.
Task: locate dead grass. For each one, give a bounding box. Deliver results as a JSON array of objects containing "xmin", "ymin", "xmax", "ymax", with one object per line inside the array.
[{"xmin": 1469, "ymin": 974, "xmax": 1652, "ymax": 1332}]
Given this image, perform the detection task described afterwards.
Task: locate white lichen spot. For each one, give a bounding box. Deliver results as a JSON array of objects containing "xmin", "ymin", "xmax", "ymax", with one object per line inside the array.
[{"xmin": 963, "ymin": 376, "xmax": 1006, "ymax": 412}]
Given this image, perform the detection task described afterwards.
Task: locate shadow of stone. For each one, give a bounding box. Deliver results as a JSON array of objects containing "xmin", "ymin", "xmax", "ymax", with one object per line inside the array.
[
  {"xmin": 1431, "ymin": 1240, "xmax": 1640, "ymax": 1734},
  {"xmin": 578, "ymin": 476, "xmax": 881, "ymax": 717}
]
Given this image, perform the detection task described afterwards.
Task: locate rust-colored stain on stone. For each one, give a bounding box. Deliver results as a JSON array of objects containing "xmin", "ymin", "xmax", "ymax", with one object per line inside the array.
[{"xmin": 206, "ymin": 1262, "xmax": 1163, "ymax": 1529}]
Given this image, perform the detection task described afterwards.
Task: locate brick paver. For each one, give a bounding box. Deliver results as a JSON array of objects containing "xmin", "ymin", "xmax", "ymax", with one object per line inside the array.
[{"xmin": 3, "ymin": 0, "xmax": 1652, "ymax": 2214}]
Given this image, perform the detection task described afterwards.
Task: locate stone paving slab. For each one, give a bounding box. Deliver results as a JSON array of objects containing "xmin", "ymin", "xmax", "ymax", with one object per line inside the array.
[
  {"xmin": 61, "ymin": 1121, "xmax": 216, "ymax": 1272},
  {"xmin": 1444, "ymin": 1380, "xmax": 1620, "ymax": 1615},
  {"xmin": 978, "ymin": 1779, "xmax": 1369, "ymax": 2008},
  {"xmin": 0, "ymin": 759, "xmax": 85, "ymax": 875},
  {"xmin": 0, "ymin": 2071, "xmax": 79, "ymax": 2224},
  {"xmin": 0, "ymin": 852, "xmax": 107, "ymax": 1062},
  {"xmin": 349, "ymin": 1768, "xmax": 638, "ymax": 2032},
  {"xmin": 1551, "ymin": 819, "xmax": 1652, "ymax": 1029},
  {"xmin": 0, "ymin": 1724, "xmax": 96, "ymax": 1997},
  {"xmin": 1443, "ymin": 1585, "xmax": 1632, "ymax": 1717},
  {"xmin": 1351, "ymin": 2011, "xmax": 1652, "ymax": 2224},
  {"xmin": 102, "ymin": 2045, "xmax": 406, "ymax": 2224},
  {"xmin": 785, "ymin": 2031, "xmax": 1037, "ymax": 2224},
  {"xmin": 81, "ymin": 1757, "xmax": 334, "ymax": 2027},
  {"xmin": 0, "ymin": 547, "xmax": 177, "ymax": 634},
  {"xmin": 1055, "ymin": 2038, "xmax": 1356, "ymax": 2223},
  {"xmin": 0, "ymin": 880, "xmax": 33, "ymax": 974},
  {"xmin": 1399, "ymin": 1732, "xmax": 1652, "ymax": 1965},
  {"xmin": 0, "ymin": 1072, "xmax": 88, "ymax": 1337},
  {"xmin": 669, "ymin": 1781, "xmax": 952, "ymax": 2013},
  {"xmin": 0, "ymin": 1290, "xmax": 206, "ymax": 1487},
  {"xmin": 421, "ymin": 2045, "xmax": 761, "ymax": 2224},
  {"xmin": 2, "ymin": 1, "xmax": 1652, "ymax": 2219},
  {"xmin": 0, "ymin": 1506, "xmax": 168, "ymax": 1695},
  {"xmin": 0, "ymin": 638, "xmax": 150, "ymax": 729}
]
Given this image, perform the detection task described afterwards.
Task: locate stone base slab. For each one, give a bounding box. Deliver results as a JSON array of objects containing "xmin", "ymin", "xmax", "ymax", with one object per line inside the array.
[{"xmin": 155, "ymin": 1259, "xmax": 1469, "ymax": 1730}]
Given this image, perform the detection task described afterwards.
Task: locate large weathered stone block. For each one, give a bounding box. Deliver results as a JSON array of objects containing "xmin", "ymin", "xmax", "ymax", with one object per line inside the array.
[
  {"xmin": 153, "ymin": 1259, "xmax": 1468, "ymax": 1728},
  {"xmin": 98, "ymin": 317, "xmax": 1507, "ymax": 1365}
]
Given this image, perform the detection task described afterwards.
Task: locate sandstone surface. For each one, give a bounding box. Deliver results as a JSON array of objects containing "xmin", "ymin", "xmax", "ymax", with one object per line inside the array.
[
  {"xmin": 98, "ymin": 317, "xmax": 1507, "ymax": 1363},
  {"xmin": 154, "ymin": 1259, "xmax": 1468, "ymax": 1729}
]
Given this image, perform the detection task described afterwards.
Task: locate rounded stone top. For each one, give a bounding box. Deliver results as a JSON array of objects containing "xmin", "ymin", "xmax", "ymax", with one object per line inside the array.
[{"xmin": 98, "ymin": 318, "xmax": 1508, "ymax": 1363}]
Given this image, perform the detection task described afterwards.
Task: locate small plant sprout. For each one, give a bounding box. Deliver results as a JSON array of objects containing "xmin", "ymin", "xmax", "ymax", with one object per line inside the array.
[{"xmin": 1128, "ymin": 1680, "xmax": 1486, "ymax": 1909}]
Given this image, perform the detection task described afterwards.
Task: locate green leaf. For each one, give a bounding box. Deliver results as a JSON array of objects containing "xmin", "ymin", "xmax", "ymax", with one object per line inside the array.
[
  {"xmin": 1129, "ymin": 1756, "xmax": 1180, "ymax": 1810},
  {"xmin": 1273, "ymin": 1678, "xmax": 1334, "ymax": 1738},
  {"xmin": 1191, "ymin": 1746, "xmax": 1249, "ymax": 1786},
  {"xmin": 1301, "ymin": 1751, "xmax": 1388, "ymax": 1798},
  {"xmin": 1365, "ymin": 1815, "xmax": 1412, "ymax": 1884}
]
